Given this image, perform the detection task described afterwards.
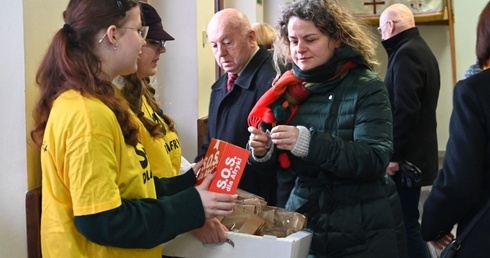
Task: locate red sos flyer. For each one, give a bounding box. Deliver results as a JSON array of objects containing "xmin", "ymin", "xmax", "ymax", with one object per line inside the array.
[{"xmin": 196, "ymin": 138, "xmax": 249, "ymax": 194}]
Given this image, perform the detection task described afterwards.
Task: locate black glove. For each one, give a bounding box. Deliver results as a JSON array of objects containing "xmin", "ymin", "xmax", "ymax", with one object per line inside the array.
[{"xmin": 399, "ymin": 160, "xmax": 422, "ymax": 188}]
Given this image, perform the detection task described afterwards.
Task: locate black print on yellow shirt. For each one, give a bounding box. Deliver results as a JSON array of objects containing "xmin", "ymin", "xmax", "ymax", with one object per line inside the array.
[
  {"xmin": 134, "ymin": 145, "xmax": 149, "ymax": 169},
  {"xmin": 164, "ymin": 139, "xmax": 180, "ymax": 154},
  {"xmin": 134, "ymin": 145, "xmax": 153, "ymax": 184},
  {"xmin": 142, "ymin": 169, "xmax": 153, "ymax": 184}
]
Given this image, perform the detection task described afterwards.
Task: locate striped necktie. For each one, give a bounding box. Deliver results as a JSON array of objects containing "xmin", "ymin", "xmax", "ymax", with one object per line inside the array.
[{"xmin": 227, "ymin": 73, "xmax": 238, "ymax": 91}]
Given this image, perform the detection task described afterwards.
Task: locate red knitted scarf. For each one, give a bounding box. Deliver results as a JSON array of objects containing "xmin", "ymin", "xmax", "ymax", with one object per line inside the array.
[{"xmin": 248, "ymin": 61, "xmax": 357, "ymax": 168}]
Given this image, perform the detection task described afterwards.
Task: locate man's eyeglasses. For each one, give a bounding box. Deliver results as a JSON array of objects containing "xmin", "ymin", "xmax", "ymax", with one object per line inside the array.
[
  {"xmin": 377, "ymin": 20, "xmax": 398, "ymax": 34},
  {"xmin": 147, "ymin": 39, "xmax": 167, "ymax": 52},
  {"xmin": 98, "ymin": 26, "xmax": 149, "ymax": 43}
]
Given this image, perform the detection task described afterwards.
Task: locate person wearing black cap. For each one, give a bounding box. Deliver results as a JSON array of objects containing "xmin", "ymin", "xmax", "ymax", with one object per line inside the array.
[
  {"xmin": 116, "ymin": 2, "xmax": 232, "ymax": 245},
  {"xmin": 117, "ymin": 1, "xmax": 181, "ymax": 180},
  {"xmin": 135, "ymin": 1, "xmax": 174, "ymax": 79}
]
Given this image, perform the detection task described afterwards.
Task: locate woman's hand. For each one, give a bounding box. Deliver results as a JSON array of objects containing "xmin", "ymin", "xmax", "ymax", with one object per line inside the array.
[
  {"xmin": 248, "ymin": 126, "xmax": 270, "ymax": 157},
  {"xmin": 195, "ymin": 172, "xmax": 237, "ymax": 219},
  {"xmin": 192, "ymin": 159, "xmax": 204, "ymax": 176},
  {"xmin": 386, "ymin": 162, "xmax": 399, "ymax": 176},
  {"xmin": 270, "ymin": 125, "xmax": 299, "ymax": 151},
  {"xmin": 191, "ymin": 218, "xmax": 229, "ymax": 243}
]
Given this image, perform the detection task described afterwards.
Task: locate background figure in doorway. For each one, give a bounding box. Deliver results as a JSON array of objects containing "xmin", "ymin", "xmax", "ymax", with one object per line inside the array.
[
  {"xmin": 197, "ymin": 8, "xmax": 277, "ymax": 204},
  {"xmin": 379, "ymin": 4, "xmax": 440, "ymax": 258},
  {"xmin": 421, "ymin": 2, "xmax": 490, "ymax": 257},
  {"xmin": 252, "ymin": 22, "xmax": 277, "ymax": 51},
  {"xmin": 463, "ymin": 61, "xmax": 483, "ymax": 79},
  {"xmin": 247, "ymin": 0, "xmax": 404, "ymax": 256},
  {"xmin": 253, "ymin": 22, "xmax": 292, "ymax": 78}
]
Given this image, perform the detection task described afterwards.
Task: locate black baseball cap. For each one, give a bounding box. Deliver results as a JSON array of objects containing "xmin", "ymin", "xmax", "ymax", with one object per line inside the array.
[{"xmin": 140, "ymin": 2, "xmax": 175, "ymax": 41}]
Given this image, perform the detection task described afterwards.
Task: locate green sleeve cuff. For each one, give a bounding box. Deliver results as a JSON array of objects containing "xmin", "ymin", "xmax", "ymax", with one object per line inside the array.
[{"xmin": 74, "ymin": 187, "xmax": 205, "ymax": 249}]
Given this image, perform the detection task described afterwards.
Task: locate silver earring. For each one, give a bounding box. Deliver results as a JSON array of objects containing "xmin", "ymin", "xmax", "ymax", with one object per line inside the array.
[{"xmin": 113, "ymin": 43, "xmax": 117, "ymax": 50}]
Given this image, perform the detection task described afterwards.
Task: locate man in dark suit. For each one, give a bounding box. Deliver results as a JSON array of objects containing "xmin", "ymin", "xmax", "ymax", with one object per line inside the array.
[
  {"xmin": 197, "ymin": 8, "xmax": 277, "ymax": 204},
  {"xmin": 380, "ymin": 4, "xmax": 440, "ymax": 258}
]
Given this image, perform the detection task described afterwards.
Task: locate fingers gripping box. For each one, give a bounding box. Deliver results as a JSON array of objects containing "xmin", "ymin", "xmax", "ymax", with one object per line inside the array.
[{"xmin": 197, "ymin": 138, "xmax": 249, "ymax": 194}]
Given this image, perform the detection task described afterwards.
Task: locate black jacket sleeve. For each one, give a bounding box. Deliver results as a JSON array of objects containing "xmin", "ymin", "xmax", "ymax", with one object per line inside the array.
[
  {"xmin": 421, "ymin": 79, "xmax": 487, "ymax": 240},
  {"xmin": 74, "ymin": 187, "xmax": 205, "ymax": 249}
]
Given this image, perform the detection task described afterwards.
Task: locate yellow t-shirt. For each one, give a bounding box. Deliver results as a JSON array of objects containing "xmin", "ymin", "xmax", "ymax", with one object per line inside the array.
[
  {"xmin": 40, "ymin": 90, "xmax": 161, "ymax": 258},
  {"xmin": 140, "ymin": 95, "xmax": 181, "ymax": 177}
]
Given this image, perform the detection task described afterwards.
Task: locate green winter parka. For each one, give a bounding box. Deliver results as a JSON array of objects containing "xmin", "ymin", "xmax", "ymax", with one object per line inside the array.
[{"xmin": 284, "ymin": 67, "xmax": 403, "ymax": 258}]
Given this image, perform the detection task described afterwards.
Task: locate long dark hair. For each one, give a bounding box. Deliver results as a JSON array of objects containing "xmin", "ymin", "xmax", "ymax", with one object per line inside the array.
[
  {"xmin": 31, "ymin": 0, "xmax": 140, "ymax": 147},
  {"xmin": 121, "ymin": 74, "xmax": 177, "ymax": 137}
]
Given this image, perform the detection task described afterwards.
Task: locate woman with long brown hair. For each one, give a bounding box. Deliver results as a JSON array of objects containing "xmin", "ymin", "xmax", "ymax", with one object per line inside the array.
[{"xmin": 32, "ymin": 1, "xmax": 236, "ymax": 257}]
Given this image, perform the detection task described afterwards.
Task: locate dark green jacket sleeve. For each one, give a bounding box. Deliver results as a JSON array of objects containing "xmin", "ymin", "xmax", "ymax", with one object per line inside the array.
[
  {"xmin": 74, "ymin": 187, "xmax": 205, "ymax": 249},
  {"xmin": 154, "ymin": 169, "xmax": 196, "ymax": 198}
]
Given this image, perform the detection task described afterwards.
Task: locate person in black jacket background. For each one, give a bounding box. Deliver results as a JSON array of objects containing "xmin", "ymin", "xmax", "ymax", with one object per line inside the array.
[
  {"xmin": 379, "ymin": 3, "xmax": 440, "ymax": 258},
  {"xmin": 421, "ymin": 2, "xmax": 490, "ymax": 257}
]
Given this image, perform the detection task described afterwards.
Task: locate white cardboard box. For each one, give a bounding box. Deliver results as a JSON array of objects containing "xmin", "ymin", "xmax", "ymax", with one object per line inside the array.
[{"xmin": 162, "ymin": 230, "xmax": 312, "ymax": 258}]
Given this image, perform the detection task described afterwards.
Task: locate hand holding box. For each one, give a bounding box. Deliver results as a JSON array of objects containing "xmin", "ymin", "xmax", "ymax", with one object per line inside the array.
[{"xmin": 197, "ymin": 139, "xmax": 249, "ymax": 194}]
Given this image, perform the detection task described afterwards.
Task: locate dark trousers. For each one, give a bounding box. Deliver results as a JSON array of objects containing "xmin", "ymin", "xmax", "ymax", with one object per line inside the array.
[
  {"xmin": 276, "ymin": 167, "xmax": 296, "ymax": 208},
  {"xmin": 397, "ymin": 186, "xmax": 431, "ymax": 258}
]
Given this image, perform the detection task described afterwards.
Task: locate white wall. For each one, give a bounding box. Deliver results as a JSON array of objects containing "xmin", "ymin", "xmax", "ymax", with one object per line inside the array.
[
  {"xmin": 151, "ymin": 0, "xmax": 216, "ymax": 160},
  {"xmin": 0, "ymin": 1, "xmax": 28, "ymax": 257},
  {"xmin": 454, "ymin": 0, "xmax": 487, "ymax": 79},
  {"xmin": 195, "ymin": 0, "xmax": 218, "ymax": 122},
  {"xmin": 225, "ymin": 0, "xmax": 262, "ymax": 22},
  {"xmin": 151, "ymin": 0, "xmax": 200, "ymax": 160}
]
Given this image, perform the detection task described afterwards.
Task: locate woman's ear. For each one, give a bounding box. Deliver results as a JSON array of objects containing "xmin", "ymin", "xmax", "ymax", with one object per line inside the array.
[
  {"xmin": 332, "ymin": 37, "xmax": 342, "ymax": 49},
  {"xmin": 105, "ymin": 25, "xmax": 118, "ymax": 45}
]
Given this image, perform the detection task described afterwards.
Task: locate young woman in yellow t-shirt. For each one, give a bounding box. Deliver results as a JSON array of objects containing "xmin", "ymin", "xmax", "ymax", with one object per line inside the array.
[
  {"xmin": 116, "ymin": 2, "xmax": 230, "ymax": 245},
  {"xmin": 31, "ymin": 1, "xmax": 236, "ymax": 257}
]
